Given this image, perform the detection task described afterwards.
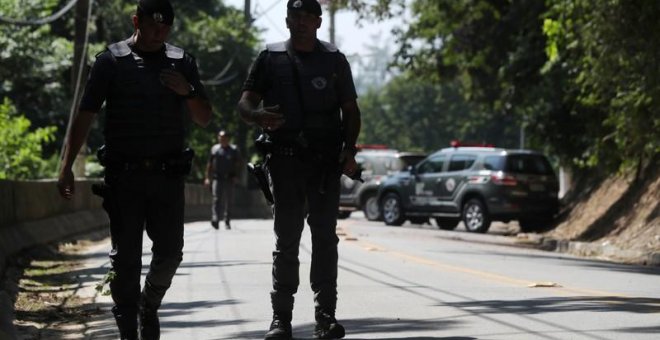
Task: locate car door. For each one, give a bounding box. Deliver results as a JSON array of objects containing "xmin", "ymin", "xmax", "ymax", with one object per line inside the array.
[
  {"xmin": 411, "ymin": 154, "xmax": 446, "ymax": 212},
  {"xmin": 437, "ymin": 154, "xmax": 477, "ymax": 212}
]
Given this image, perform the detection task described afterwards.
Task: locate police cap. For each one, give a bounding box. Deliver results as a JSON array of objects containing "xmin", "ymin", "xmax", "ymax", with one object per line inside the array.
[
  {"xmin": 137, "ymin": 0, "xmax": 174, "ymax": 26},
  {"xmin": 287, "ymin": 0, "xmax": 322, "ymax": 17}
]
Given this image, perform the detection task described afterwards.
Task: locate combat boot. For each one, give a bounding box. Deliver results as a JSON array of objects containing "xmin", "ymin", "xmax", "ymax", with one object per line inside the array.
[
  {"xmin": 112, "ymin": 306, "xmax": 138, "ymax": 340},
  {"xmin": 138, "ymin": 300, "xmax": 160, "ymax": 340},
  {"xmin": 313, "ymin": 308, "xmax": 345, "ymax": 339},
  {"xmin": 264, "ymin": 311, "xmax": 292, "ymax": 340}
]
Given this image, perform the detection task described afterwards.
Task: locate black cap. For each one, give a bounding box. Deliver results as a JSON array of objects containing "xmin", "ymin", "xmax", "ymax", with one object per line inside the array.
[
  {"xmin": 287, "ymin": 0, "xmax": 322, "ymax": 17},
  {"xmin": 137, "ymin": 0, "xmax": 174, "ymax": 26}
]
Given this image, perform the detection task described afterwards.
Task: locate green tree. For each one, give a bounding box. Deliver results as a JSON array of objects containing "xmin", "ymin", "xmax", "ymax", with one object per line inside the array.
[
  {"xmin": 544, "ymin": 0, "xmax": 660, "ymax": 173},
  {"xmin": 360, "ymin": 74, "xmax": 483, "ymax": 152},
  {"xmin": 0, "ymin": 0, "xmax": 260, "ymax": 180},
  {"xmin": 0, "ymin": 98, "xmax": 56, "ymax": 180},
  {"xmin": 0, "ymin": 0, "xmax": 74, "ymax": 151}
]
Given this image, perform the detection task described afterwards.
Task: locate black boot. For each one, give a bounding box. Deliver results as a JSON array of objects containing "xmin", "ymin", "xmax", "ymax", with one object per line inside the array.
[
  {"xmin": 264, "ymin": 311, "xmax": 292, "ymax": 340},
  {"xmin": 139, "ymin": 300, "xmax": 160, "ymax": 340},
  {"xmin": 112, "ymin": 306, "xmax": 138, "ymax": 340},
  {"xmin": 313, "ymin": 309, "xmax": 345, "ymax": 339}
]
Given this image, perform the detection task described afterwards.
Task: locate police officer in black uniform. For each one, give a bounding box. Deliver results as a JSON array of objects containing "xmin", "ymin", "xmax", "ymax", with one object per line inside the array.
[
  {"xmin": 57, "ymin": 1, "xmax": 212, "ymax": 339},
  {"xmin": 237, "ymin": 0, "xmax": 361, "ymax": 339}
]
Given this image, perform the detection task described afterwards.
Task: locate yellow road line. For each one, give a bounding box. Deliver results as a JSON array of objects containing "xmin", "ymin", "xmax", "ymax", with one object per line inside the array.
[{"xmin": 338, "ymin": 222, "xmax": 637, "ymax": 301}]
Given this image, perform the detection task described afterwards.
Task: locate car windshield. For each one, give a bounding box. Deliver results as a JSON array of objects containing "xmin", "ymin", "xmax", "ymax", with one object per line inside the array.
[
  {"xmin": 483, "ymin": 154, "xmax": 554, "ymax": 175},
  {"xmin": 399, "ymin": 155, "xmax": 426, "ymax": 168},
  {"xmin": 356, "ymin": 153, "xmax": 424, "ymax": 176}
]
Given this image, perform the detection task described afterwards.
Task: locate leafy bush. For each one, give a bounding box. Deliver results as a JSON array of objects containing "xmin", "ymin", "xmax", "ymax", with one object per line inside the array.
[{"xmin": 0, "ymin": 98, "xmax": 57, "ymax": 179}]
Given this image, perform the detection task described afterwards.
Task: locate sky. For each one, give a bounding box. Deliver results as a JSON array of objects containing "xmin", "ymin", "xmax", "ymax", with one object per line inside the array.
[{"xmin": 223, "ymin": 0, "xmax": 402, "ymax": 58}]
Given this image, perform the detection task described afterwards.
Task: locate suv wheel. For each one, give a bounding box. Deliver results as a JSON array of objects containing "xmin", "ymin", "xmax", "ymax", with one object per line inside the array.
[
  {"xmin": 363, "ymin": 195, "xmax": 381, "ymax": 221},
  {"xmin": 462, "ymin": 199, "xmax": 491, "ymax": 233},
  {"xmin": 434, "ymin": 218, "xmax": 459, "ymax": 230},
  {"xmin": 381, "ymin": 193, "xmax": 405, "ymax": 226}
]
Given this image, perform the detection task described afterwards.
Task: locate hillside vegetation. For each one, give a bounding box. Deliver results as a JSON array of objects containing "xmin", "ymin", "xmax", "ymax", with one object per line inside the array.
[{"xmin": 549, "ymin": 157, "xmax": 659, "ymax": 263}]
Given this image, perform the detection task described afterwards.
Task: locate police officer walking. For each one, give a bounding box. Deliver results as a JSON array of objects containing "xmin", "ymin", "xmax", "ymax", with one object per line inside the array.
[
  {"xmin": 57, "ymin": 1, "xmax": 212, "ymax": 339},
  {"xmin": 204, "ymin": 130, "xmax": 241, "ymax": 230},
  {"xmin": 237, "ymin": 0, "xmax": 361, "ymax": 339}
]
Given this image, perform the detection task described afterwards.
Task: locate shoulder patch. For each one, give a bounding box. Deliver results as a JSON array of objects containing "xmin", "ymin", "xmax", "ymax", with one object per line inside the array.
[
  {"xmin": 107, "ymin": 40, "xmax": 131, "ymax": 58},
  {"xmin": 318, "ymin": 40, "xmax": 338, "ymax": 53},
  {"xmin": 266, "ymin": 41, "xmax": 287, "ymax": 52},
  {"xmin": 165, "ymin": 43, "xmax": 184, "ymax": 59}
]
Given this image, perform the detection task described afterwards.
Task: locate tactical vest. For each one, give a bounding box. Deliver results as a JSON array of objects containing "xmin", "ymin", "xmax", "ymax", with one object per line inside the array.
[
  {"xmin": 263, "ymin": 40, "xmax": 342, "ymax": 146},
  {"xmin": 103, "ymin": 39, "xmax": 186, "ymax": 157}
]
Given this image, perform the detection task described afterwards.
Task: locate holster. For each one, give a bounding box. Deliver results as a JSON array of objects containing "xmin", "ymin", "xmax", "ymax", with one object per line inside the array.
[
  {"xmin": 247, "ymin": 161, "xmax": 274, "ymax": 205},
  {"xmin": 92, "ymin": 182, "xmax": 116, "ymax": 221}
]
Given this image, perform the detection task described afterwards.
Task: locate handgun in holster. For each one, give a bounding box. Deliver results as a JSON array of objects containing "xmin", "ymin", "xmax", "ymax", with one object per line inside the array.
[{"xmin": 247, "ymin": 161, "xmax": 274, "ymax": 205}]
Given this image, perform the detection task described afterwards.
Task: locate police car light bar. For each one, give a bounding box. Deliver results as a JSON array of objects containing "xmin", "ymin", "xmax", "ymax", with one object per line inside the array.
[
  {"xmin": 450, "ymin": 140, "xmax": 494, "ymax": 148},
  {"xmin": 357, "ymin": 144, "xmax": 389, "ymax": 151}
]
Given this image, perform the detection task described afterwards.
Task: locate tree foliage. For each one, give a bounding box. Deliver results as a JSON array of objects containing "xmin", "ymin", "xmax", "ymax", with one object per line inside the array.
[
  {"xmin": 0, "ymin": 98, "xmax": 56, "ymax": 180},
  {"xmin": 0, "ymin": 0, "xmax": 259, "ymax": 180},
  {"xmin": 544, "ymin": 0, "xmax": 660, "ymax": 172},
  {"xmin": 3, "ymin": 0, "xmax": 658, "ymax": 180},
  {"xmin": 349, "ymin": 0, "xmax": 658, "ymax": 173}
]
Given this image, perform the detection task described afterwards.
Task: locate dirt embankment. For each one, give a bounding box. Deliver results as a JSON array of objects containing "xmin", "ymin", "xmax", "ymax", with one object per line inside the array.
[{"xmin": 548, "ymin": 157, "xmax": 659, "ymax": 263}]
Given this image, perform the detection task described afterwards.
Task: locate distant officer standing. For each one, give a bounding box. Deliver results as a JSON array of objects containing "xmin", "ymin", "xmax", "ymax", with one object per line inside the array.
[
  {"xmin": 237, "ymin": 0, "xmax": 361, "ymax": 339},
  {"xmin": 204, "ymin": 130, "xmax": 241, "ymax": 230},
  {"xmin": 57, "ymin": 1, "xmax": 212, "ymax": 339}
]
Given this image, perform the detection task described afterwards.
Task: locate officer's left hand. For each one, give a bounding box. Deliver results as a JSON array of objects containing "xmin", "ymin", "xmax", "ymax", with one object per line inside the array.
[
  {"xmin": 160, "ymin": 69, "xmax": 191, "ymax": 96},
  {"xmin": 339, "ymin": 150, "xmax": 358, "ymax": 177}
]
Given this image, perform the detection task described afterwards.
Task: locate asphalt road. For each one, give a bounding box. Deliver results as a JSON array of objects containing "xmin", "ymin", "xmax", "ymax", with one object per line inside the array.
[{"xmin": 80, "ymin": 214, "xmax": 660, "ymax": 340}]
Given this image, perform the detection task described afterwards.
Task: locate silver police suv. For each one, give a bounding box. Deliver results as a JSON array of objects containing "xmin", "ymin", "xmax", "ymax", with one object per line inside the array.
[
  {"xmin": 339, "ymin": 147, "xmax": 426, "ymax": 220},
  {"xmin": 377, "ymin": 144, "xmax": 559, "ymax": 233}
]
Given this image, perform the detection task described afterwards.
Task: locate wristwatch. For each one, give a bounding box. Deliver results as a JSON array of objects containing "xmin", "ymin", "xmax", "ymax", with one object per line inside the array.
[{"xmin": 184, "ymin": 83, "xmax": 198, "ymax": 99}]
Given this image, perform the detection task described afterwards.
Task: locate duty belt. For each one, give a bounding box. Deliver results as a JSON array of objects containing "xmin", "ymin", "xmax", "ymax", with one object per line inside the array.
[
  {"xmin": 108, "ymin": 158, "xmax": 169, "ymax": 172},
  {"xmin": 98, "ymin": 146, "xmax": 195, "ymax": 176},
  {"xmin": 271, "ymin": 145, "xmax": 299, "ymax": 157}
]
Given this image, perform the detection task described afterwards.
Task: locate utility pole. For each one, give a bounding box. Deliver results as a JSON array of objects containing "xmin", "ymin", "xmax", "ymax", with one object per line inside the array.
[
  {"xmin": 238, "ymin": 0, "xmax": 252, "ymax": 185},
  {"xmin": 328, "ymin": 1, "xmax": 337, "ymax": 44},
  {"xmin": 244, "ymin": 0, "xmax": 251, "ymax": 22},
  {"xmin": 70, "ymin": 0, "xmax": 90, "ymax": 178}
]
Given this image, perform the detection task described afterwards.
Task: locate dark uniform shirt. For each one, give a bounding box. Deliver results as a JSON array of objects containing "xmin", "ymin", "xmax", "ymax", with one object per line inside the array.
[
  {"xmin": 242, "ymin": 40, "xmax": 357, "ymax": 147},
  {"xmin": 80, "ymin": 40, "xmax": 207, "ymax": 159}
]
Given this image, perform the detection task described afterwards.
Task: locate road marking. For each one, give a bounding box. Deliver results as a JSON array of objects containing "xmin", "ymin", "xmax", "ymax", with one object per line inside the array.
[{"xmin": 338, "ymin": 221, "xmax": 641, "ymax": 302}]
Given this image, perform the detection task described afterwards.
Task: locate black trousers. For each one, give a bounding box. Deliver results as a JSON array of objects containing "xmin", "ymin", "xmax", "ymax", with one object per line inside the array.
[
  {"xmin": 103, "ymin": 170, "xmax": 185, "ymax": 312},
  {"xmin": 268, "ymin": 154, "xmax": 341, "ymax": 313}
]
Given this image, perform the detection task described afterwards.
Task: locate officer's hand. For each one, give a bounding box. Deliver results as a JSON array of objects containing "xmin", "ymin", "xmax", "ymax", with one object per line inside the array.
[
  {"xmin": 339, "ymin": 150, "xmax": 358, "ymax": 177},
  {"xmin": 159, "ymin": 69, "xmax": 191, "ymax": 96},
  {"xmin": 57, "ymin": 168, "xmax": 75, "ymax": 200},
  {"xmin": 254, "ymin": 105, "xmax": 285, "ymax": 131}
]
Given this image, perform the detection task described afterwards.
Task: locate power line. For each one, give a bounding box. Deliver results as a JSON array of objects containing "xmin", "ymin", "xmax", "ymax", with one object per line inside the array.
[{"xmin": 0, "ymin": 0, "xmax": 79, "ymax": 26}]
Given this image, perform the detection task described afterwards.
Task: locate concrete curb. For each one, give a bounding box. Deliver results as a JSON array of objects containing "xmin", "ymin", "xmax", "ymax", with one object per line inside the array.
[
  {"xmin": 547, "ymin": 238, "xmax": 660, "ymax": 266},
  {"xmin": 0, "ymin": 210, "xmax": 109, "ymax": 340},
  {"xmin": 432, "ymin": 231, "xmax": 659, "ymax": 267}
]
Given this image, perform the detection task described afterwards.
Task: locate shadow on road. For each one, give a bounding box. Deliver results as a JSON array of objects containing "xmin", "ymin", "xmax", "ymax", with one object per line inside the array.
[{"xmin": 226, "ymin": 317, "xmax": 471, "ymax": 340}]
